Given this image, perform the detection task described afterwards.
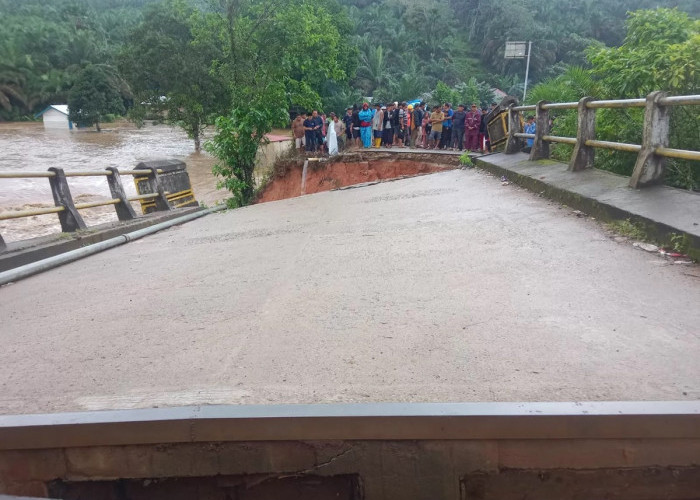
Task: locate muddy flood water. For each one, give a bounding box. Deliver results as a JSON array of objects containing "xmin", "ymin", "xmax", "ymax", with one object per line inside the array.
[{"xmin": 0, "ymin": 121, "xmax": 290, "ymax": 242}]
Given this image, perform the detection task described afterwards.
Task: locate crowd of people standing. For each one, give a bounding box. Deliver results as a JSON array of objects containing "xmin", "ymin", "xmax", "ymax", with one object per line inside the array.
[{"xmin": 291, "ymin": 101, "xmax": 497, "ymax": 154}]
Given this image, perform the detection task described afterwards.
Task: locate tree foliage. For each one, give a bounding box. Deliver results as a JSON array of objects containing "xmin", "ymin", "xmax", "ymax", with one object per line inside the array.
[
  {"xmin": 0, "ymin": 0, "xmax": 146, "ymax": 120},
  {"xmin": 195, "ymin": 0, "xmax": 351, "ymax": 205},
  {"xmin": 2, "ymin": 0, "xmax": 697, "ymax": 121},
  {"xmin": 119, "ymin": 0, "xmax": 230, "ymax": 150},
  {"xmin": 205, "ymin": 88, "xmax": 288, "ymax": 207},
  {"xmin": 67, "ymin": 64, "xmax": 129, "ymax": 131},
  {"xmin": 1, "ymin": 0, "xmax": 698, "ymax": 195},
  {"xmin": 528, "ymin": 8, "xmax": 699, "ymax": 190},
  {"xmin": 587, "ymin": 9, "xmax": 699, "ymax": 97}
]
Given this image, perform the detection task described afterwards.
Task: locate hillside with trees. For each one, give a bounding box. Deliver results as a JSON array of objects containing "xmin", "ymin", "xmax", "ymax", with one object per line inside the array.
[
  {"xmin": 1, "ymin": 0, "xmax": 697, "ymax": 121},
  {"xmin": 0, "ymin": 0, "xmax": 697, "ymax": 197},
  {"xmin": 0, "ymin": 0, "xmax": 147, "ymax": 120}
]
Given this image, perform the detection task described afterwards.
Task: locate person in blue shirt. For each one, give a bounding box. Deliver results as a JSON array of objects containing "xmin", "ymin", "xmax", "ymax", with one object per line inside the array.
[
  {"xmin": 358, "ymin": 102, "xmax": 374, "ymax": 148},
  {"xmin": 522, "ymin": 115, "xmax": 536, "ymax": 153}
]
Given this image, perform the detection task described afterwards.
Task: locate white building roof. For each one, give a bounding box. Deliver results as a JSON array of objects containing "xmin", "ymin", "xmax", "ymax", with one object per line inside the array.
[{"xmin": 36, "ymin": 104, "xmax": 69, "ymax": 117}]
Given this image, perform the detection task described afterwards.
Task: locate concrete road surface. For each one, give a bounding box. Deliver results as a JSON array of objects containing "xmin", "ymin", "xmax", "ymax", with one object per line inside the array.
[{"xmin": 1, "ymin": 169, "xmax": 698, "ymax": 415}]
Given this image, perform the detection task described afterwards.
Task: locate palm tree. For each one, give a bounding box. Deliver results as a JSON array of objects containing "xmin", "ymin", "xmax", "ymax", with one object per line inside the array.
[
  {"xmin": 356, "ymin": 45, "xmax": 393, "ymax": 96},
  {"xmin": 0, "ymin": 60, "xmax": 28, "ymax": 115},
  {"xmin": 526, "ymin": 66, "xmax": 599, "ymax": 105}
]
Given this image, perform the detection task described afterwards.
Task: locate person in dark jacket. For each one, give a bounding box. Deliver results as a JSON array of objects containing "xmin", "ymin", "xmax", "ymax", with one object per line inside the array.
[
  {"xmin": 479, "ymin": 107, "xmax": 489, "ymax": 152},
  {"xmin": 451, "ymin": 104, "xmax": 466, "ymax": 151},
  {"xmin": 343, "ymin": 107, "xmax": 354, "ymax": 145},
  {"xmin": 390, "ymin": 103, "xmax": 401, "ymax": 147},
  {"xmin": 382, "ymin": 102, "xmax": 394, "ymax": 148},
  {"xmin": 351, "ymin": 104, "xmax": 361, "ymax": 148}
]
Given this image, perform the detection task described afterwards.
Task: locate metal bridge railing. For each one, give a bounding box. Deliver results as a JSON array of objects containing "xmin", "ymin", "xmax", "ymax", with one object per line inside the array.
[
  {"xmin": 0, "ymin": 167, "xmax": 172, "ymax": 252},
  {"xmin": 503, "ymin": 91, "xmax": 700, "ymax": 188}
]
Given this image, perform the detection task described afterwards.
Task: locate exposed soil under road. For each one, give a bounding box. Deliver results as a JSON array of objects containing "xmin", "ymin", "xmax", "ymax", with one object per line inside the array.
[{"xmin": 258, "ymin": 158, "xmax": 457, "ymax": 203}]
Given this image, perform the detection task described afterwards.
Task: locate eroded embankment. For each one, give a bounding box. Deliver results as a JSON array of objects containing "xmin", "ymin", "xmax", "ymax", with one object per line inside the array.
[{"xmin": 258, "ymin": 152, "xmax": 459, "ymax": 203}]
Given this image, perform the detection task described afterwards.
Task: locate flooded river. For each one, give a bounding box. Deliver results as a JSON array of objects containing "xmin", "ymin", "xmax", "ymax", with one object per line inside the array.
[{"xmin": 0, "ymin": 121, "xmax": 290, "ymax": 242}]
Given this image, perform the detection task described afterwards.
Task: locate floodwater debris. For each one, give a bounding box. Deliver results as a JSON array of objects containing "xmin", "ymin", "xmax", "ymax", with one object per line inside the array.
[
  {"xmin": 633, "ymin": 242, "xmax": 659, "ymax": 253},
  {"xmin": 660, "ymin": 249, "xmax": 688, "ymax": 258}
]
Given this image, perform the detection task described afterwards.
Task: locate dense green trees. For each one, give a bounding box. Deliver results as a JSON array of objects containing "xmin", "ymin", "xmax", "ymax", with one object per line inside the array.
[
  {"xmin": 343, "ymin": 0, "xmax": 697, "ymax": 104},
  {"xmin": 118, "ymin": 0, "xmax": 230, "ymax": 150},
  {"xmin": 0, "ymin": 0, "xmax": 697, "ymax": 197},
  {"xmin": 2, "ymin": 0, "xmax": 697, "ymax": 121},
  {"xmin": 198, "ymin": 0, "xmax": 353, "ymax": 206},
  {"xmin": 0, "ymin": 0, "xmax": 144, "ymax": 120},
  {"xmin": 527, "ymin": 8, "xmax": 699, "ymax": 190},
  {"xmin": 68, "ymin": 64, "xmax": 129, "ymax": 131}
]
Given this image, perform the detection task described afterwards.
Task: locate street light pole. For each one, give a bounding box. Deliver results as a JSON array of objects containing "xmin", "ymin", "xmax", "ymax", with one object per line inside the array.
[
  {"xmin": 523, "ymin": 41, "xmax": 532, "ymax": 102},
  {"xmin": 505, "ymin": 41, "xmax": 533, "ymax": 103}
]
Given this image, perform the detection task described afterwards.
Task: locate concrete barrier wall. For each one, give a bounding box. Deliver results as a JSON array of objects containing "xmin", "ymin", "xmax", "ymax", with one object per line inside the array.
[{"xmin": 1, "ymin": 403, "xmax": 698, "ymax": 499}]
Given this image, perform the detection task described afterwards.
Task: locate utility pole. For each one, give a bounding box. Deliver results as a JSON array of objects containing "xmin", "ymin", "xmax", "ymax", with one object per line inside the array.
[{"xmin": 523, "ymin": 41, "xmax": 532, "ymax": 102}]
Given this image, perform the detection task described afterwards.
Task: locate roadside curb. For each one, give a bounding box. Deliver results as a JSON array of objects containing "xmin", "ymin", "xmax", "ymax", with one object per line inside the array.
[{"xmin": 1, "ymin": 208, "xmax": 202, "ymax": 273}]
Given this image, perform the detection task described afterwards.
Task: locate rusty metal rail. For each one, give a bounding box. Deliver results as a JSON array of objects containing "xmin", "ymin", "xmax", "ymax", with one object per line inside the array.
[{"xmin": 503, "ymin": 92, "xmax": 700, "ymax": 188}]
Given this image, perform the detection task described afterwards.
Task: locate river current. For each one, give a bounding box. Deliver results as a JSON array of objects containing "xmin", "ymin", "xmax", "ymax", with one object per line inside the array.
[{"xmin": 0, "ymin": 121, "xmax": 287, "ymax": 242}]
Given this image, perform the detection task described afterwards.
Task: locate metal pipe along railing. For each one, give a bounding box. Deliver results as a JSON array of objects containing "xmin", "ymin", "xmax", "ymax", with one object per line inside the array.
[
  {"xmin": 541, "ymin": 102, "xmax": 578, "ymax": 110},
  {"xmin": 658, "ymin": 94, "xmax": 700, "ymax": 106},
  {"xmin": 0, "ymin": 171, "xmax": 56, "ymax": 178},
  {"xmin": 73, "ymin": 199, "xmax": 121, "ymax": 210},
  {"xmin": 502, "ymin": 91, "xmax": 699, "ymax": 188},
  {"xmin": 0, "ymin": 206, "xmax": 65, "ymax": 221},
  {"xmin": 0, "ymin": 204, "xmax": 226, "ymax": 286},
  {"xmin": 655, "ymin": 147, "xmax": 700, "ymax": 161},
  {"xmin": 586, "ymin": 98, "xmax": 646, "ymax": 109},
  {"xmin": 584, "ymin": 139, "xmax": 642, "ymax": 153},
  {"xmin": 0, "ymin": 166, "xmax": 170, "ymax": 237},
  {"xmin": 542, "ymin": 135, "xmax": 578, "ymax": 145}
]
